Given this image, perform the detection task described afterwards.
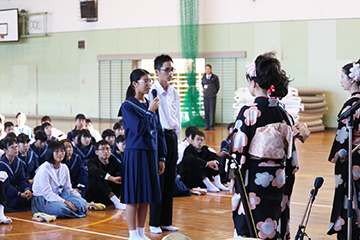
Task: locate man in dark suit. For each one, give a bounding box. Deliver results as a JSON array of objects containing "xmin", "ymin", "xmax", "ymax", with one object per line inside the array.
[{"xmin": 202, "ymin": 64, "xmax": 220, "ymax": 130}]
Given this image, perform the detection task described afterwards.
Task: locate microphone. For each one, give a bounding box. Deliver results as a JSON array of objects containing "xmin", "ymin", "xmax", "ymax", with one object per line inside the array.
[
  {"xmin": 338, "ymin": 99, "xmax": 360, "ymax": 121},
  {"xmin": 335, "ymin": 149, "xmax": 347, "ymax": 163},
  {"xmin": 151, "ymin": 89, "xmax": 159, "ymax": 115},
  {"xmin": 311, "ymin": 177, "xmax": 324, "ymax": 202},
  {"xmin": 151, "ymin": 89, "xmax": 157, "ymax": 98}
]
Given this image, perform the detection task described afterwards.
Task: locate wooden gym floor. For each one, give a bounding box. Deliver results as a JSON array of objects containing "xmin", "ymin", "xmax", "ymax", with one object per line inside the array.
[{"xmin": 0, "ymin": 121, "xmax": 338, "ymax": 239}]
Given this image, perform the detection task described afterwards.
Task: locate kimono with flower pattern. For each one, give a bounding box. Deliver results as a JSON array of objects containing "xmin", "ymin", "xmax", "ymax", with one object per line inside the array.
[
  {"xmin": 231, "ymin": 96, "xmax": 298, "ymax": 240},
  {"xmin": 327, "ymin": 91, "xmax": 360, "ymax": 238}
]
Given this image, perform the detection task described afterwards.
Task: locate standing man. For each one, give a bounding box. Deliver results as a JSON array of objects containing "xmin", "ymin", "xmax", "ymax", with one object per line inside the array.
[
  {"xmin": 148, "ymin": 54, "xmax": 181, "ymax": 234},
  {"xmin": 201, "ymin": 64, "xmax": 220, "ymax": 130}
]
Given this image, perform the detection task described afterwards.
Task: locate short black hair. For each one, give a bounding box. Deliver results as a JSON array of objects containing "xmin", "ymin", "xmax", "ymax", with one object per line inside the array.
[
  {"xmin": 95, "ymin": 140, "xmax": 110, "ymax": 150},
  {"xmin": 191, "ymin": 130, "xmax": 205, "ymax": 140},
  {"xmin": 6, "ymin": 132, "xmax": 16, "ymax": 139},
  {"xmin": 41, "ymin": 122, "xmax": 52, "ymax": 131},
  {"xmin": 75, "ymin": 113, "xmax": 86, "ymax": 120},
  {"xmin": 227, "ymin": 122, "xmax": 235, "ymax": 131},
  {"xmin": 205, "ymin": 64, "xmax": 212, "ymax": 69},
  {"xmin": 154, "ymin": 54, "xmax": 173, "ymax": 70},
  {"xmin": 1, "ymin": 136, "xmax": 17, "ymax": 150},
  {"xmin": 15, "ymin": 112, "xmax": 23, "ymax": 119},
  {"xmin": 115, "ymin": 135, "xmax": 125, "ymax": 143},
  {"xmin": 33, "ymin": 125, "xmax": 42, "ymax": 134},
  {"xmin": 113, "ymin": 120, "xmax": 123, "ymax": 130},
  {"xmin": 185, "ymin": 126, "xmax": 199, "ymax": 138},
  {"xmin": 41, "ymin": 115, "xmax": 52, "ymax": 123},
  {"xmin": 4, "ymin": 121, "xmax": 14, "ymax": 130},
  {"xmin": 45, "ymin": 141, "xmax": 67, "ymax": 164},
  {"xmin": 17, "ymin": 133, "xmax": 30, "ymax": 143},
  {"xmin": 34, "ymin": 130, "xmax": 47, "ymax": 141},
  {"xmin": 102, "ymin": 129, "xmax": 115, "ymax": 139},
  {"xmin": 85, "ymin": 118, "xmax": 92, "ymax": 124}
]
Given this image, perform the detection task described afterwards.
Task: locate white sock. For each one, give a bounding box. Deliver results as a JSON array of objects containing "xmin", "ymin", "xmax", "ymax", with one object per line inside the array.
[
  {"xmin": 213, "ymin": 175, "xmax": 229, "ymax": 191},
  {"xmin": 137, "ymin": 227, "xmax": 150, "ymax": 240},
  {"xmin": 110, "ymin": 195, "xmax": 124, "ymax": 209},
  {"xmin": 203, "ymin": 177, "xmax": 219, "ymax": 192},
  {"xmin": 0, "ymin": 205, "xmax": 5, "ymax": 220},
  {"xmin": 129, "ymin": 229, "xmax": 141, "ymax": 239}
]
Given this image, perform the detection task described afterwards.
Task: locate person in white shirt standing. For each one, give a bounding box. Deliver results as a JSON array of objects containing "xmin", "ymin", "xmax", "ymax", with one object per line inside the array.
[{"xmin": 148, "ymin": 54, "xmax": 181, "ymax": 234}]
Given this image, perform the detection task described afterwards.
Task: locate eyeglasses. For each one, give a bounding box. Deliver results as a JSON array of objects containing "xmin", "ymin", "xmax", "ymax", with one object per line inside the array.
[
  {"xmin": 137, "ymin": 79, "xmax": 153, "ymax": 85},
  {"xmin": 159, "ymin": 68, "xmax": 176, "ymax": 74},
  {"xmin": 98, "ymin": 147, "xmax": 111, "ymax": 152}
]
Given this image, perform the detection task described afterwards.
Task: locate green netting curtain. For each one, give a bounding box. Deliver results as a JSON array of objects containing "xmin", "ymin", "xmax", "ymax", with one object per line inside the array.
[{"xmin": 180, "ymin": 0, "xmax": 205, "ymax": 127}]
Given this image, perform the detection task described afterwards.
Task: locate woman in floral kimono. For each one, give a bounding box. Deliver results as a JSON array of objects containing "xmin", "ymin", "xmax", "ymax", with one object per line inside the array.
[
  {"xmin": 231, "ymin": 52, "xmax": 298, "ymax": 239},
  {"xmin": 328, "ymin": 60, "xmax": 360, "ymax": 240}
]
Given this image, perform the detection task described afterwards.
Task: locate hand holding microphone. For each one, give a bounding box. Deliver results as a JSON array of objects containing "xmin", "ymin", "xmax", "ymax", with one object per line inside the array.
[{"xmin": 148, "ymin": 89, "xmax": 160, "ymax": 113}]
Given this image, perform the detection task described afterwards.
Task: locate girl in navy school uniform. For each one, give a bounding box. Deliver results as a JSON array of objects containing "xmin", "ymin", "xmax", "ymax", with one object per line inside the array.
[
  {"xmin": 30, "ymin": 130, "xmax": 48, "ymax": 165},
  {"xmin": 120, "ymin": 69, "xmax": 167, "ymax": 240},
  {"xmin": 73, "ymin": 129, "xmax": 96, "ymax": 163},
  {"xmin": 17, "ymin": 133, "xmax": 39, "ymax": 184},
  {"xmin": 41, "ymin": 122, "xmax": 57, "ymax": 144},
  {"xmin": 61, "ymin": 139, "xmax": 83, "ymax": 194}
]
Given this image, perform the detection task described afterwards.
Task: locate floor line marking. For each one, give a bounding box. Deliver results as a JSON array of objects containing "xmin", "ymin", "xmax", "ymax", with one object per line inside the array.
[{"xmin": 3, "ymin": 210, "xmax": 128, "ymax": 239}]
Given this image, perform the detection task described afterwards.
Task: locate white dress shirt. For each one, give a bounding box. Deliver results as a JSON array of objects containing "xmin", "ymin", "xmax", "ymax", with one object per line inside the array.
[
  {"xmin": 177, "ymin": 139, "xmax": 190, "ymax": 165},
  {"xmin": 149, "ymin": 80, "xmax": 181, "ymax": 141}
]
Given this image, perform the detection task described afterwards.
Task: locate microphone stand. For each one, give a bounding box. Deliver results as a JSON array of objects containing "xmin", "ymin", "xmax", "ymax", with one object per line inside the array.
[
  {"xmin": 295, "ymin": 189, "xmax": 316, "ymax": 240},
  {"xmin": 347, "ymin": 116, "xmax": 353, "ymax": 240}
]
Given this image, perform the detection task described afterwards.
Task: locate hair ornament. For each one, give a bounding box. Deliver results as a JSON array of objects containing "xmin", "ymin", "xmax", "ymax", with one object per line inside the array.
[
  {"xmin": 349, "ymin": 63, "xmax": 360, "ymax": 82},
  {"xmin": 268, "ymin": 85, "xmax": 275, "ymax": 95},
  {"xmin": 246, "ymin": 61, "xmax": 256, "ymax": 78}
]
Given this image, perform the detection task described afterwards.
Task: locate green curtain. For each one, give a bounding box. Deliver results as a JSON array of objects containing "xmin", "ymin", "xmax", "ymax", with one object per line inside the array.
[{"xmin": 180, "ymin": 0, "xmax": 205, "ymax": 127}]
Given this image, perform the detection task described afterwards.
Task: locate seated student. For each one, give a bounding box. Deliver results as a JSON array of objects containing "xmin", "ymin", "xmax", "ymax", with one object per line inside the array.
[
  {"xmin": 4, "ymin": 122, "xmax": 14, "ymax": 135},
  {"xmin": 14, "ymin": 112, "xmax": 34, "ymax": 142},
  {"xmin": 0, "ymin": 114, "xmax": 6, "ymax": 140},
  {"xmin": 85, "ymin": 140, "xmax": 126, "ymax": 210},
  {"xmin": 17, "ymin": 133, "xmax": 39, "ymax": 184},
  {"xmin": 85, "ymin": 119, "xmax": 102, "ymax": 142},
  {"xmin": 61, "ymin": 139, "xmax": 84, "ymax": 194},
  {"xmin": 67, "ymin": 113, "xmax": 86, "ymax": 141},
  {"xmin": 41, "ymin": 115, "xmax": 65, "ymax": 140},
  {"xmin": 30, "ymin": 130, "xmax": 48, "ymax": 165},
  {"xmin": 178, "ymin": 126, "xmax": 199, "ymax": 166},
  {"xmin": 0, "ymin": 137, "xmax": 33, "ymax": 212},
  {"xmin": 0, "ymin": 171, "xmax": 12, "ymax": 224},
  {"xmin": 220, "ymin": 122, "xmax": 235, "ymax": 154},
  {"xmin": 41, "ymin": 122, "xmax": 57, "ymax": 144},
  {"xmin": 102, "ymin": 129, "xmax": 116, "ymax": 149},
  {"xmin": 112, "ymin": 135, "xmax": 125, "ymax": 164},
  {"xmin": 32, "ymin": 141, "xmax": 87, "ymax": 219},
  {"xmin": 73, "ymin": 129, "xmax": 96, "ymax": 163},
  {"xmin": 71, "ymin": 130, "xmax": 81, "ymax": 146},
  {"xmin": 180, "ymin": 131, "xmax": 229, "ymax": 192},
  {"xmin": 113, "ymin": 120, "xmax": 125, "ymax": 138}
]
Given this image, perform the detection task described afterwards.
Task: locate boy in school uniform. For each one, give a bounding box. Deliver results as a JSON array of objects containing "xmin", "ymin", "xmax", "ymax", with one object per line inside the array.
[
  {"xmin": 41, "ymin": 122, "xmax": 57, "ymax": 144},
  {"xmin": 0, "ymin": 137, "xmax": 33, "ymax": 212},
  {"xmin": 30, "ymin": 130, "xmax": 48, "ymax": 165},
  {"xmin": 67, "ymin": 114, "xmax": 86, "ymax": 141},
  {"xmin": 14, "ymin": 112, "xmax": 34, "ymax": 142},
  {"xmin": 85, "ymin": 119, "xmax": 102, "ymax": 142},
  {"xmin": 17, "ymin": 133, "xmax": 39, "ymax": 184},
  {"xmin": 180, "ymin": 131, "xmax": 229, "ymax": 192},
  {"xmin": 4, "ymin": 122, "xmax": 14, "ymax": 135},
  {"xmin": 85, "ymin": 140, "xmax": 125, "ymax": 210}
]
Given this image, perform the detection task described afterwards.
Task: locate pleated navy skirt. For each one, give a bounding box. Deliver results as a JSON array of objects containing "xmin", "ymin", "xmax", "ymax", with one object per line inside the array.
[{"xmin": 121, "ymin": 149, "xmax": 162, "ymax": 204}]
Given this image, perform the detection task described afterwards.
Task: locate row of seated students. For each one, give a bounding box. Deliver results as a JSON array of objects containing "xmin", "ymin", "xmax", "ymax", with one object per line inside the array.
[{"xmin": 0, "ymin": 113, "xmax": 127, "ymax": 222}]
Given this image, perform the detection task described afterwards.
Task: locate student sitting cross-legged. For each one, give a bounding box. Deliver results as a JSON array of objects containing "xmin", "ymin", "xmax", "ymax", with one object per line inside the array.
[
  {"xmin": 31, "ymin": 141, "xmax": 87, "ymax": 219},
  {"xmin": 85, "ymin": 140, "xmax": 126, "ymax": 210},
  {"xmin": 0, "ymin": 137, "xmax": 33, "ymax": 212},
  {"xmin": 180, "ymin": 131, "xmax": 229, "ymax": 192}
]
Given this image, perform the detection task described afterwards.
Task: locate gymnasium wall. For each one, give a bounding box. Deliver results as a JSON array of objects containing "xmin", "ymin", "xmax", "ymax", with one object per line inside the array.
[{"xmin": 0, "ymin": 1, "xmax": 359, "ymax": 127}]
